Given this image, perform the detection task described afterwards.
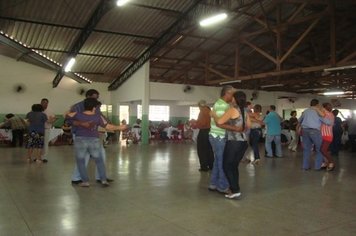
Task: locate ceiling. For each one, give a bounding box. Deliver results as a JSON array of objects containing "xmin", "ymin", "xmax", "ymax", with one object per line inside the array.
[{"xmin": 0, "ymin": 0, "xmax": 355, "ymax": 97}]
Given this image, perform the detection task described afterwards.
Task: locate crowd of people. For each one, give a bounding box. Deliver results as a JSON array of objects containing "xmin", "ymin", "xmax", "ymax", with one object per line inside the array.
[
  {"xmin": 1, "ymin": 86, "xmax": 355, "ymax": 195},
  {"xmin": 194, "ymin": 86, "xmax": 353, "ymax": 200}
]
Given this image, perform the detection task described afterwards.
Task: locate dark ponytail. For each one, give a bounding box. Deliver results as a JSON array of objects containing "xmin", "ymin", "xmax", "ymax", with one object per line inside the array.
[{"xmin": 233, "ymin": 91, "xmax": 247, "ymax": 128}]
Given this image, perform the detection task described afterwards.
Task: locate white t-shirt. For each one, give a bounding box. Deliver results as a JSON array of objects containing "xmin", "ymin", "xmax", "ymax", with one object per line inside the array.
[{"xmin": 43, "ymin": 109, "xmax": 55, "ymax": 129}]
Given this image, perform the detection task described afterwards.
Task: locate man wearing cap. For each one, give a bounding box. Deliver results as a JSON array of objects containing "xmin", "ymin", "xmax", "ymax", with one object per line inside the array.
[
  {"xmin": 208, "ymin": 85, "xmax": 235, "ymax": 193},
  {"xmin": 195, "ymin": 100, "xmax": 214, "ymax": 171}
]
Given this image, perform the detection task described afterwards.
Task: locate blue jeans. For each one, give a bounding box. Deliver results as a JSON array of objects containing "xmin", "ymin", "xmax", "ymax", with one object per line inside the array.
[
  {"xmin": 250, "ymin": 128, "xmax": 262, "ymax": 159},
  {"xmin": 302, "ymin": 128, "xmax": 323, "ymax": 169},
  {"xmin": 265, "ymin": 135, "xmax": 282, "ymax": 157},
  {"xmin": 209, "ymin": 135, "xmax": 229, "ymax": 191},
  {"xmin": 73, "ymin": 136, "xmax": 107, "ymax": 182}
]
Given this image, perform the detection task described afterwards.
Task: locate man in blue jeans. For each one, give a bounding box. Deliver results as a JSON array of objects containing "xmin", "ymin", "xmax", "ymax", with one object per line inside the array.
[
  {"xmin": 208, "ymin": 85, "xmax": 235, "ymax": 193},
  {"xmin": 70, "ymin": 89, "xmax": 113, "ymax": 184},
  {"xmin": 67, "ymin": 98, "xmax": 127, "ymax": 187},
  {"xmin": 298, "ymin": 99, "xmax": 332, "ymax": 170},
  {"xmin": 264, "ymin": 105, "xmax": 282, "ymax": 158}
]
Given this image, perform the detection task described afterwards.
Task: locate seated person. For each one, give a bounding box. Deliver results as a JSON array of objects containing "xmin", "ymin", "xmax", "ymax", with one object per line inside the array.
[
  {"xmin": 62, "ymin": 120, "xmax": 73, "ymax": 144},
  {"xmin": 132, "ymin": 119, "xmax": 141, "ymax": 143}
]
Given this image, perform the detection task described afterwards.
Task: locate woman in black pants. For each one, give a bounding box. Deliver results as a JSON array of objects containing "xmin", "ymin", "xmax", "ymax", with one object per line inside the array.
[{"xmin": 211, "ymin": 91, "xmax": 250, "ymax": 199}]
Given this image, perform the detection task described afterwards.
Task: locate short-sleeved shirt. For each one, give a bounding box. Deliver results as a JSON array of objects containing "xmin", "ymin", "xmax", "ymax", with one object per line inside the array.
[
  {"xmin": 196, "ymin": 106, "xmax": 211, "ymax": 129},
  {"xmin": 264, "ymin": 111, "xmax": 281, "ymax": 135},
  {"xmin": 299, "ymin": 108, "xmax": 330, "ymax": 130},
  {"xmin": 7, "ymin": 116, "xmax": 27, "ymax": 130},
  {"xmin": 289, "ymin": 117, "xmax": 298, "ymax": 131},
  {"xmin": 70, "ymin": 100, "xmax": 102, "ymax": 134},
  {"xmin": 43, "ymin": 109, "xmax": 55, "ymax": 129},
  {"xmin": 26, "ymin": 111, "xmax": 47, "ymax": 134},
  {"xmin": 210, "ymin": 98, "xmax": 230, "ymax": 138},
  {"xmin": 71, "ymin": 113, "xmax": 107, "ymax": 138}
]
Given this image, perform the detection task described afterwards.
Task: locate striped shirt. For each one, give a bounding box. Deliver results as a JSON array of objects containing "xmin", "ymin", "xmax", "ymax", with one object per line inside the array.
[
  {"xmin": 321, "ymin": 111, "xmax": 334, "ymax": 138},
  {"xmin": 210, "ymin": 98, "xmax": 230, "ymax": 138}
]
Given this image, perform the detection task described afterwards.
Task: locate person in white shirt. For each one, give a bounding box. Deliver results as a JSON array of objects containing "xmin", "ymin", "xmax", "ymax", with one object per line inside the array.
[{"xmin": 41, "ymin": 98, "xmax": 56, "ymax": 163}]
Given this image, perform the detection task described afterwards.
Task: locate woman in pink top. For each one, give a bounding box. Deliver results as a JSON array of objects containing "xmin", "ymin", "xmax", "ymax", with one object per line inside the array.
[{"xmin": 320, "ymin": 103, "xmax": 335, "ymax": 171}]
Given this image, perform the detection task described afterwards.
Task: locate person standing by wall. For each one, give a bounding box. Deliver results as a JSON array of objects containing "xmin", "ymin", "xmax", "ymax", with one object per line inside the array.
[
  {"xmin": 41, "ymin": 98, "xmax": 56, "ymax": 163},
  {"xmin": 195, "ymin": 100, "xmax": 214, "ymax": 172}
]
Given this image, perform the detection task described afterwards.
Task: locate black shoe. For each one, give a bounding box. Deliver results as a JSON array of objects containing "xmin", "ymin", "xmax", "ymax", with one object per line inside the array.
[
  {"xmin": 96, "ymin": 178, "xmax": 114, "ymax": 183},
  {"xmin": 71, "ymin": 180, "xmax": 83, "ymax": 184},
  {"xmin": 199, "ymin": 168, "xmax": 209, "ymax": 172},
  {"xmin": 42, "ymin": 159, "xmax": 48, "ymax": 163}
]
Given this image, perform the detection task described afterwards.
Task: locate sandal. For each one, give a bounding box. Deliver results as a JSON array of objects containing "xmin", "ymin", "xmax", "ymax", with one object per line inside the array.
[{"xmin": 327, "ymin": 163, "xmax": 335, "ymax": 171}]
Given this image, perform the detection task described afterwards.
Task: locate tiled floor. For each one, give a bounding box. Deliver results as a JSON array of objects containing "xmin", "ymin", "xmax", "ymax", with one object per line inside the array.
[{"xmin": 0, "ymin": 142, "xmax": 355, "ymax": 236}]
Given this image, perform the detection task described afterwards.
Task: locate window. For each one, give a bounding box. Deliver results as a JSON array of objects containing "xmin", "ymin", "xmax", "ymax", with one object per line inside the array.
[
  {"xmin": 137, "ymin": 105, "xmax": 170, "ymax": 121},
  {"xmin": 189, "ymin": 106, "xmax": 200, "ymax": 120},
  {"xmin": 119, "ymin": 105, "xmax": 129, "ymax": 124},
  {"xmin": 338, "ymin": 109, "xmax": 352, "ymax": 121},
  {"xmin": 100, "ymin": 104, "xmax": 112, "ymax": 119}
]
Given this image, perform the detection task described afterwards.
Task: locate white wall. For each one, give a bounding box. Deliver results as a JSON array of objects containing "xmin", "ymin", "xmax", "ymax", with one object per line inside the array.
[
  {"xmin": 1, "ymin": 54, "xmax": 355, "ymax": 118},
  {"xmin": 0, "ymin": 55, "xmax": 109, "ymax": 114}
]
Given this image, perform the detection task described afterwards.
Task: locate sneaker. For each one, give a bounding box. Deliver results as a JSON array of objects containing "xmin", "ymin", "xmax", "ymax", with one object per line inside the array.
[
  {"xmin": 79, "ymin": 182, "xmax": 90, "ymax": 187},
  {"xmin": 42, "ymin": 159, "xmax": 48, "ymax": 163},
  {"xmin": 101, "ymin": 181, "xmax": 110, "ymax": 187},
  {"xmin": 208, "ymin": 185, "xmax": 217, "ymax": 191},
  {"xmin": 71, "ymin": 180, "xmax": 83, "ymax": 185},
  {"xmin": 225, "ymin": 192, "xmax": 241, "ymax": 199}
]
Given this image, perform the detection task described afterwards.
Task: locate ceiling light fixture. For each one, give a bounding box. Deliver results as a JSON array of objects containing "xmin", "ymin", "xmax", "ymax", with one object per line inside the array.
[
  {"xmin": 199, "ymin": 13, "xmax": 228, "ymax": 27},
  {"xmin": 323, "ymin": 91, "xmax": 345, "ymax": 96},
  {"xmin": 324, "ymin": 65, "xmax": 356, "ymax": 72},
  {"xmin": 116, "ymin": 0, "xmax": 131, "ymax": 7},
  {"xmin": 260, "ymin": 83, "xmax": 284, "ymax": 88},
  {"xmin": 64, "ymin": 57, "xmax": 76, "ymax": 72},
  {"xmin": 219, "ymin": 80, "xmax": 242, "ymax": 85}
]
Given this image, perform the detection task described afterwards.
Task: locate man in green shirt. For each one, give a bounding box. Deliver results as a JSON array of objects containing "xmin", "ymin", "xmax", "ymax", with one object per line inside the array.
[{"xmin": 208, "ymin": 85, "xmax": 235, "ymax": 193}]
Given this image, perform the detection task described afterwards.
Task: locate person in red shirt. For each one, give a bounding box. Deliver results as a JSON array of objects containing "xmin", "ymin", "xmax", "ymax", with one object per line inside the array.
[{"xmin": 320, "ymin": 103, "xmax": 335, "ymax": 171}]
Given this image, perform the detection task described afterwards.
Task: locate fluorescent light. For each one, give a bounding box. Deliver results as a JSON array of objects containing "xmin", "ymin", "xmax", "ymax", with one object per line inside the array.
[
  {"xmin": 64, "ymin": 57, "xmax": 76, "ymax": 72},
  {"xmin": 297, "ymin": 88, "xmax": 325, "ymax": 92},
  {"xmin": 199, "ymin": 13, "xmax": 228, "ymax": 27},
  {"xmin": 219, "ymin": 80, "xmax": 241, "ymax": 85},
  {"xmin": 260, "ymin": 83, "xmax": 284, "ymax": 88},
  {"xmin": 323, "ymin": 91, "xmax": 345, "ymax": 96},
  {"xmin": 324, "ymin": 65, "xmax": 356, "ymax": 72},
  {"xmin": 116, "ymin": 0, "xmax": 130, "ymax": 7}
]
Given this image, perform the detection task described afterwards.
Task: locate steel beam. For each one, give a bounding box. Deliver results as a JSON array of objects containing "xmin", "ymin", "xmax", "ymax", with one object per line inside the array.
[
  {"xmin": 53, "ymin": 0, "xmax": 115, "ymax": 87},
  {"xmin": 108, "ymin": 0, "xmax": 204, "ymax": 90},
  {"xmin": 0, "ymin": 33, "xmax": 88, "ymax": 84}
]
